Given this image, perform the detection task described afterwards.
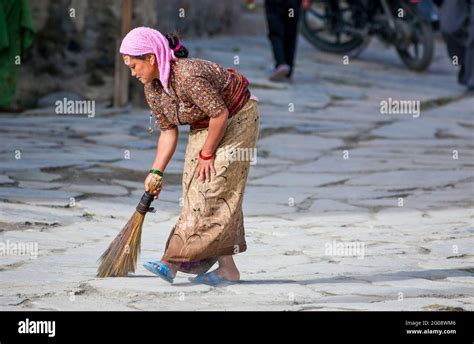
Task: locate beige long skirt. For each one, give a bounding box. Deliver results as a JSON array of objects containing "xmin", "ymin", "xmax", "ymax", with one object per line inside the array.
[{"xmin": 162, "ymin": 99, "xmax": 260, "ymax": 275}]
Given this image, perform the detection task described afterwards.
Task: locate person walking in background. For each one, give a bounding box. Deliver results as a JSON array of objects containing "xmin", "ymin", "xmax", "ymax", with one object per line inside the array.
[
  {"xmin": 264, "ymin": 0, "xmax": 310, "ymax": 81},
  {"xmin": 439, "ymin": 0, "xmax": 474, "ymax": 93}
]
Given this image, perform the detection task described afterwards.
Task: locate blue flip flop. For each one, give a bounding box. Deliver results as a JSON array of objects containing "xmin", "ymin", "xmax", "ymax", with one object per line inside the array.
[
  {"xmin": 143, "ymin": 260, "xmax": 174, "ymax": 284},
  {"xmin": 191, "ymin": 271, "xmax": 237, "ymax": 287}
]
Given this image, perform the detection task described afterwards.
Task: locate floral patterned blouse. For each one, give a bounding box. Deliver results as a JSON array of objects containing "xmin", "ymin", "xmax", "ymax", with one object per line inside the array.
[{"xmin": 144, "ymin": 58, "xmax": 250, "ymax": 131}]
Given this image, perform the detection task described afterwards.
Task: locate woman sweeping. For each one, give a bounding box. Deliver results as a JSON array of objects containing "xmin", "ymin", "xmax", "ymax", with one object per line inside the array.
[{"xmin": 120, "ymin": 27, "xmax": 260, "ymax": 286}]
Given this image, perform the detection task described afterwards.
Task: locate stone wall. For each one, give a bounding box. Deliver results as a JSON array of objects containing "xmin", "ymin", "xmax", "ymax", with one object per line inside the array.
[{"xmin": 16, "ymin": 0, "xmax": 254, "ymax": 108}]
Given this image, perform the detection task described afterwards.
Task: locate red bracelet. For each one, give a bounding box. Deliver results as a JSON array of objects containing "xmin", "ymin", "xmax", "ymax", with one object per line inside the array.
[{"xmin": 199, "ymin": 150, "xmax": 214, "ymax": 160}]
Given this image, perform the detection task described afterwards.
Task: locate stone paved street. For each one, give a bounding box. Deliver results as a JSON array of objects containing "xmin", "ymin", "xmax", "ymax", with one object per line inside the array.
[{"xmin": 1, "ymin": 34, "xmax": 473, "ymax": 311}]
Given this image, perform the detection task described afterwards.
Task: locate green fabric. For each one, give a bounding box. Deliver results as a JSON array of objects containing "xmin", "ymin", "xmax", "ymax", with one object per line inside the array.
[{"xmin": 0, "ymin": 0, "xmax": 35, "ymax": 108}]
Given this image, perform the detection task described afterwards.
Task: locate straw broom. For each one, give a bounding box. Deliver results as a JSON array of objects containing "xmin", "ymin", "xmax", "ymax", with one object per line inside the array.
[{"xmin": 96, "ymin": 174, "xmax": 163, "ymax": 277}]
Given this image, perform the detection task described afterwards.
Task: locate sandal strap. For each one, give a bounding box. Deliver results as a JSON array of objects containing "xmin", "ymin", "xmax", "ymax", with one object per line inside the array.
[
  {"xmin": 148, "ymin": 260, "xmax": 173, "ymax": 279},
  {"xmin": 206, "ymin": 272, "xmax": 221, "ymax": 284}
]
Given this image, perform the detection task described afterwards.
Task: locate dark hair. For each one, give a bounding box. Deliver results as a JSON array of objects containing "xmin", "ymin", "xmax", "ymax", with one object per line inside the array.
[
  {"xmin": 132, "ymin": 33, "xmax": 189, "ymax": 61},
  {"xmin": 165, "ymin": 33, "xmax": 189, "ymax": 58}
]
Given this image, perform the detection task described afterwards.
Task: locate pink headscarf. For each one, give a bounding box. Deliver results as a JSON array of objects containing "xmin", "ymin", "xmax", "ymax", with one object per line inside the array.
[{"xmin": 120, "ymin": 27, "xmax": 177, "ymax": 93}]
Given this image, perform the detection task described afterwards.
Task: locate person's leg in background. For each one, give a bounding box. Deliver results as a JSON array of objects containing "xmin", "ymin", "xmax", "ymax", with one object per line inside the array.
[
  {"xmin": 464, "ymin": 0, "xmax": 474, "ymax": 90},
  {"xmin": 283, "ymin": 0, "xmax": 301, "ymax": 79},
  {"xmin": 440, "ymin": 0, "xmax": 473, "ymax": 90},
  {"xmin": 265, "ymin": 0, "xmax": 291, "ymax": 81}
]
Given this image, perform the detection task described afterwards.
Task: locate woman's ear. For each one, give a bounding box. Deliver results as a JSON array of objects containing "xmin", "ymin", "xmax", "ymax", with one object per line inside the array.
[
  {"xmin": 123, "ymin": 55, "xmax": 131, "ymax": 66},
  {"xmin": 148, "ymin": 54, "xmax": 156, "ymax": 66}
]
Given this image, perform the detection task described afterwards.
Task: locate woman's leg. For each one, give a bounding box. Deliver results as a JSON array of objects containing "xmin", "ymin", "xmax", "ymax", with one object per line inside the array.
[
  {"xmin": 160, "ymin": 258, "xmax": 179, "ymax": 278},
  {"xmin": 160, "ymin": 256, "xmax": 239, "ymax": 281},
  {"xmin": 211, "ymin": 255, "xmax": 240, "ymax": 281}
]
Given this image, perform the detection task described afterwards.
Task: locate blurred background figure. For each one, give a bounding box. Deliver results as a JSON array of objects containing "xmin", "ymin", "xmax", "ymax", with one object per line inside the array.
[
  {"xmin": 439, "ymin": 0, "xmax": 474, "ymax": 92},
  {"xmin": 413, "ymin": 0, "xmax": 440, "ymax": 29},
  {"xmin": 264, "ymin": 0, "xmax": 310, "ymax": 81},
  {"xmin": 246, "ymin": 0, "xmax": 257, "ymax": 11},
  {"xmin": 0, "ymin": 0, "xmax": 35, "ymax": 111}
]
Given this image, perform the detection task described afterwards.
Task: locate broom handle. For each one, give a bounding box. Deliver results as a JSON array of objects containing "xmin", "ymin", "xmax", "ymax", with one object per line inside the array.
[{"xmin": 136, "ymin": 192, "xmax": 155, "ymax": 214}]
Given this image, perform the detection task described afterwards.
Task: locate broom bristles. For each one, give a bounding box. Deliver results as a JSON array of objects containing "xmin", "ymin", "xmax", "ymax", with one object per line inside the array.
[
  {"xmin": 96, "ymin": 211, "xmax": 146, "ymax": 277},
  {"xmin": 97, "ymin": 175, "xmax": 162, "ymax": 278}
]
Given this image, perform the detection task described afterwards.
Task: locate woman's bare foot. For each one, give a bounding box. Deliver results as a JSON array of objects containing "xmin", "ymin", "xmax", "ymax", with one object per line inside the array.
[
  {"xmin": 211, "ymin": 255, "xmax": 240, "ymax": 281},
  {"xmin": 160, "ymin": 259, "xmax": 178, "ymax": 278}
]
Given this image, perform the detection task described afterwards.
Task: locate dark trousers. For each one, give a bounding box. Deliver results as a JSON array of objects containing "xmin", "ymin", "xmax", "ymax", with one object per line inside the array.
[
  {"xmin": 440, "ymin": 0, "xmax": 474, "ymax": 88},
  {"xmin": 265, "ymin": 0, "xmax": 301, "ymax": 77}
]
